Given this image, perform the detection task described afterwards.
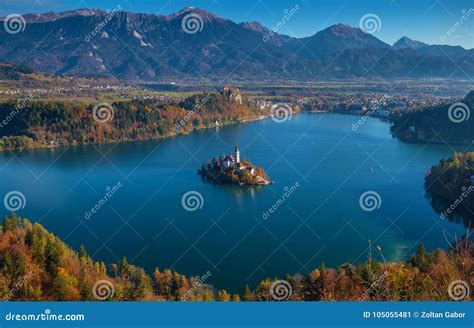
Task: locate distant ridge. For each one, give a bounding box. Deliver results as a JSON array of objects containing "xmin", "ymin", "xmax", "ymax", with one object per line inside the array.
[
  {"xmin": 0, "ymin": 7, "xmax": 472, "ymax": 81},
  {"xmin": 393, "ymin": 36, "xmax": 428, "ymax": 49}
]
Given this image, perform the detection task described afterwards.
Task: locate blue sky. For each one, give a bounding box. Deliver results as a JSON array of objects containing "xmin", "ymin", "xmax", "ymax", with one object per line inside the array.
[{"xmin": 1, "ymin": 0, "xmax": 473, "ymax": 48}]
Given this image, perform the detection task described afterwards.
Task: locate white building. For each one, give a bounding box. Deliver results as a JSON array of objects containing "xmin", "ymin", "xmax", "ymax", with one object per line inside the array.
[{"xmin": 235, "ymin": 144, "xmax": 240, "ymax": 163}]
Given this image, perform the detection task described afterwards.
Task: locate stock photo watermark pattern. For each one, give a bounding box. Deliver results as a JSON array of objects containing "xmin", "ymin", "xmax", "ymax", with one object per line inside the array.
[
  {"xmin": 262, "ymin": 5, "xmax": 300, "ymax": 42},
  {"xmin": 359, "ymin": 13, "xmax": 381, "ymax": 34},
  {"xmin": 92, "ymin": 280, "xmax": 115, "ymax": 301},
  {"xmin": 84, "ymin": 5, "xmax": 122, "ymax": 42},
  {"xmin": 448, "ymin": 102, "xmax": 470, "ymax": 123},
  {"xmin": 3, "ymin": 14, "xmax": 26, "ymax": 34},
  {"xmin": 447, "ymin": 280, "xmax": 470, "ymax": 301},
  {"xmin": 92, "ymin": 103, "xmax": 115, "ymax": 123},
  {"xmin": 181, "ymin": 191, "xmax": 204, "ymax": 211},
  {"xmin": 359, "ymin": 191, "xmax": 382, "ymax": 212},
  {"xmin": 262, "ymin": 182, "xmax": 300, "ymax": 220},
  {"xmin": 181, "ymin": 13, "xmax": 204, "ymax": 34},
  {"xmin": 84, "ymin": 182, "xmax": 123, "ymax": 220},
  {"xmin": 175, "ymin": 93, "xmax": 212, "ymax": 133},
  {"xmin": 440, "ymin": 8, "xmax": 474, "ymax": 43},
  {"xmin": 269, "ymin": 280, "xmax": 293, "ymax": 301},
  {"xmin": 4, "ymin": 309, "xmax": 85, "ymax": 322},
  {"xmin": 0, "ymin": 3, "xmax": 472, "ymax": 327},
  {"xmin": 1, "ymin": 271, "xmax": 33, "ymax": 302},
  {"xmin": 181, "ymin": 271, "xmax": 212, "ymax": 301},
  {"xmin": 3, "ymin": 191, "xmax": 26, "ymax": 212},
  {"xmin": 270, "ymin": 104, "xmax": 293, "ymax": 123},
  {"xmin": 439, "ymin": 185, "xmax": 474, "ymax": 220}
]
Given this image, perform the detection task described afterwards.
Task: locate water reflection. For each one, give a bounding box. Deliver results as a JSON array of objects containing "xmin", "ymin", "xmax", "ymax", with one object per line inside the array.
[{"xmin": 426, "ymin": 192, "xmax": 473, "ymax": 229}]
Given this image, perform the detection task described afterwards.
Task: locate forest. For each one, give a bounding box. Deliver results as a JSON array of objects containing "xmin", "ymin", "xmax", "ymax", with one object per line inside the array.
[
  {"xmin": 0, "ymin": 88, "xmax": 263, "ymax": 151},
  {"xmin": 390, "ymin": 91, "xmax": 474, "ymax": 145},
  {"xmin": 1, "ymin": 214, "xmax": 472, "ymax": 302},
  {"xmin": 425, "ymin": 152, "xmax": 474, "ymax": 227}
]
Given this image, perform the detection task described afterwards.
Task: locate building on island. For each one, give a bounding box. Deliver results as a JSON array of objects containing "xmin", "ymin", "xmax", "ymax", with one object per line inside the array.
[
  {"xmin": 199, "ymin": 143, "xmax": 272, "ymax": 186},
  {"xmin": 234, "ymin": 144, "xmax": 240, "ymax": 164},
  {"xmin": 223, "ymin": 145, "xmax": 240, "ymax": 168}
]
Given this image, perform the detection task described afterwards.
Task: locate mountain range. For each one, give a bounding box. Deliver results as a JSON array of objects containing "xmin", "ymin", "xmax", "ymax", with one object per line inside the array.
[{"xmin": 0, "ymin": 7, "xmax": 473, "ymax": 81}]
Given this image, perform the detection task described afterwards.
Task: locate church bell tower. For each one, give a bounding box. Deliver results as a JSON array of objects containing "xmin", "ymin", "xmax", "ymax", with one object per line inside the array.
[{"xmin": 234, "ymin": 144, "xmax": 240, "ymax": 163}]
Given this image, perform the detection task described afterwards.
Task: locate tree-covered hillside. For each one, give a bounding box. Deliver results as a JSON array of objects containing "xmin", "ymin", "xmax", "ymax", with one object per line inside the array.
[
  {"xmin": 425, "ymin": 152, "xmax": 474, "ymax": 227},
  {"xmin": 1, "ymin": 214, "xmax": 471, "ymax": 301},
  {"xmin": 0, "ymin": 88, "xmax": 263, "ymax": 151},
  {"xmin": 390, "ymin": 91, "xmax": 474, "ymax": 145}
]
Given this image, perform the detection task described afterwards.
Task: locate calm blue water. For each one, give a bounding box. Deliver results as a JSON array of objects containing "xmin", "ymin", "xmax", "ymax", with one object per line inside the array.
[{"xmin": 0, "ymin": 114, "xmax": 468, "ymax": 293}]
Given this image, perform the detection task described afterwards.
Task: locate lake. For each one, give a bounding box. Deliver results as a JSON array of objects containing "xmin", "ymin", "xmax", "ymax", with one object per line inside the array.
[{"xmin": 0, "ymin": 114, "xmax": 469, "ymax": 293}]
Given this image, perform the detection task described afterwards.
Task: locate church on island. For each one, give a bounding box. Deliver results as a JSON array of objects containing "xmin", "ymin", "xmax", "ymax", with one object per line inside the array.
[
  {"xmin": 198, "ymin": 144, "xmax": 271, "ymax": 186},
  {"xmin": 222, "ymin": 145, "xmax": 255, "ymax": 174}
]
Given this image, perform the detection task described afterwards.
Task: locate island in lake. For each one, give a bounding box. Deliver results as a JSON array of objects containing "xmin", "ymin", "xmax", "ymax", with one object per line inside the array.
[{"xmin": 198, "ymin": 145, "xmax": 272, "ymax": 186}]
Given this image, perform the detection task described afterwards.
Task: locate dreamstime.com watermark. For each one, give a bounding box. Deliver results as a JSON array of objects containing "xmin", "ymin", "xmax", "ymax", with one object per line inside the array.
[
  {"xmin": 0, "ymin": 94, "xmax": 32, "ymax": 129},
  {"xmin": 262, "ymin": 182, "xmax": 300, "ymax": 220},
  {"xmin": 358, "ymin": 271, "xmax": 388, "ymax": 301},
  {"xmin": 84, "ymin": 182, "xmax": 123, "ymax": 220},
  {"xmin": 359, "ymin": 191, "xmax": 382, "ymax": 212},
  {"xmin": 3, "ymin": 14, "xmax": 26, "ymax": 34},
  {"xmin": 352, "ymin": 109, "xmax": 376, "ymax": 132},
  {"xmin": 448, "ymin": 102, "xmax": 470, "ymax": 124},
  {"xmin": 92, "ymin": 103, "xmax": 114, "ymax": 123},
  {"xmin": 3, "ymin": 190, "xmax": 26, "ymax": 212},
  {"xmin": 440, "ymin": 185, "xmax": 474, "ymax": 220},
  {"xmin": 181, "ymin": 190, "xmax": 204, "ymax": 212},
  {"xmin": 359, "ymin": 13, "xmax": 382, "ymax": 34},
  {"xmin": 448, "ymin": 280, "xmax": 470, "ymax": 301},
  {"xmin": 4, "ymin": 309, "xmax": 85, "ymax": 322},
  {"xmin": 2, "ymin": 271, "xmax": 33, "ymax": 301},
  {"xmin": 181, "ymin": 270, "xmax": 212, "ymax": 301},
  {"xmin": 440, "ymin": 8, "xmax": 474, "ymax": 43},
  {"xmin": 269, "ymin": 280, "xmax": 293, "ymax": 301},
  {"xmin": 262, "ymin": 5, "xmax": 300, "ymax": 42},
  {"xmin": 182, "ymin": 13, "xmax": 204, "ymax": 34},
  {"xmin": 84, "ymin": 5, "xmax": 122, "ymax": 42},
  {"xmin": 270, "ymin": 103, "xmax": 293, "ymax": 123},
  {"xmin": 92, "ymin": 279, "xmax": 115, "ymax": 300},
  {"xmin": 175, "ymin": 93, "xmax": 212, "ymax": 133}
]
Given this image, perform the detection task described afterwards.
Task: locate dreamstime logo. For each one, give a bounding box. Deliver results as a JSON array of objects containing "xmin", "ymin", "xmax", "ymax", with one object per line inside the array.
[
  {"xmin": 448, "ymin": 102, "xmax": 470, "ymax": 123},
  {"xmin": 440, "ymin": 185, "xmax": 474, "ymax": 220},
  {"xmin": 270, "ymin": 103, "xmax": 292, "ymax": 123},
  {"xmin": 181, "ymin": 13, "xmax": 204, "ymax": 34},
  {"xmin": 0, "ymin": 94, "xmax": 32, "ymax": 129},
  {"xmin": 262, "ymin": 182, "xmax": 300, "ymax": 220},
  {"xmin": 175, "ymin": 93, "xmax": 212, "ymax": 133},
  {"xmin": 352, "ymin": 109, "xmax": 376, "ymax": 132},
  {"xmin": 84, "ymin": 182, "xmax": 123, "ymax": 220},
  {"xmin": 358, "ymin": 271, "xmax": 388, "ymax": 301},
  {"xmin": 92, "ymin": 103, "xmax": 114, "ymax": 123},
  {"xmin": 448, "ymin": 280, "xmax": 470, "ymax": 301},
  {"xmin": 181, "ymin": 270, "xmax": 212, "ymax": 301},
  {"xmin": 270, "ymin": 280, "xmax": 292, "ymax": 301},
  {"xmin": 262, "ymin": 5, "xmax": 300, "ymax": 42},
  {"xmin": 2, "ymin": 271, "xmax": 32, "ymax": 301},
  {"xmin": 359, "ymin": 191, "xmax": 382, "ymax": 212},
  {"xmin": 359, "ymin": 13, "xmax": 381, "ymax": 34},
  {"xmin": 4, "ymin": 191, "xmax": 26, "ymax": 212},
  {"xmin": 441, "ymin": 8, "xmax": 474, "ymax": 42},
  {"xmin": 84, "ymin": 5, "xmax": 122, "ymax": 42},
  {"xmin": 92, "ymin": 280, "xmax": 115, "ymax": 300},
  {"xmin": 181, "ymin": 191, "xmax": 204, "ymax": 211},
  {"xmin": 3, "ymin": 14, "xmax": 26, "ymax": 34}
]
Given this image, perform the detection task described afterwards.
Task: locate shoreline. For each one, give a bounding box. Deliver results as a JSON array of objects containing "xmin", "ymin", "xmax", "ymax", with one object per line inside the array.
[
  {"xmin": 0, "ymin": 114, "xmax": 269, "ymax": 153},
  {"xmin": 2, "ymin": 110, "xmax": 471, "ymax": 154}
]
